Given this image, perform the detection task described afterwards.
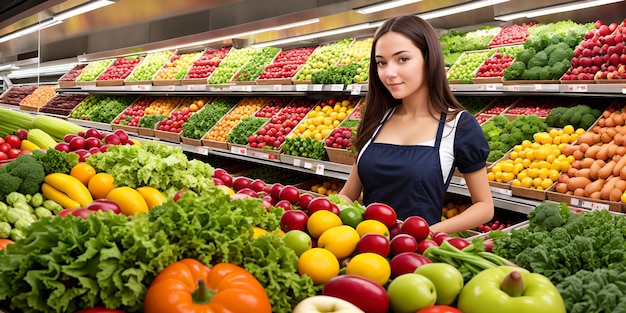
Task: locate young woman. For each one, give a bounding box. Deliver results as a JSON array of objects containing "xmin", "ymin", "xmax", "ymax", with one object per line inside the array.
[{"xmin": 338, "ymin": 15, "xmax": 494, "ymax": 234}]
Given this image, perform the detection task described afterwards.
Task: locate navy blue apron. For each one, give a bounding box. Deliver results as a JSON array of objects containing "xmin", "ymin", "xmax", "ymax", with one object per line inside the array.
[{"xmin": 358, "ymin": 111, "xmax": 447, "ymax": 225}]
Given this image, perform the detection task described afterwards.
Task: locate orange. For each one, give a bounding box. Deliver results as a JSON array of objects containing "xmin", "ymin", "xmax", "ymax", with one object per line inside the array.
[
  {"xmin": 345, "ymin": 252, "xmax": 391, "ymax": 285},
  {"xmin": 298, "ymin": 248, "xmax": 340, "ymax": 285},
  {"xmin": 70, "ymin": 163, "xmax": 97, "ymax": 186},
  {"xmin": 317, "ymin": 226, "xmax": 360, "ymax": 259},
  {"xmin": 88, "ymin": 173, "xmax": 116, "ymax": 199}
]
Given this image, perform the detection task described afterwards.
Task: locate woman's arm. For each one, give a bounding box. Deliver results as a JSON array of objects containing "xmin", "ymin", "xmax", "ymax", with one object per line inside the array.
[
  {"xmin": 337, "ymin": 164, "xmax": 364, "ymax": 203},
  {"xmin": 429, "ymin": 167, "xmax": 494, "ymax": 234}
]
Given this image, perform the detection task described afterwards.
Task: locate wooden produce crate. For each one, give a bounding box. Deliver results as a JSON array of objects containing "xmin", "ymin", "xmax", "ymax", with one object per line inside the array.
[
  {"xmin": 292, "ymin": 39, "xmax": 353, "ymax": 84},
  {"xmin": 446, "ymin": 50, "xmax": 494, "ymax": 84},
  {"xmin": 232, "ymin": 47, "xmax": 281, "ymax": 85},
  {"xmin": 202, "ymin": 97, "xmax": 268, "ymax": 150},
  {"xmin": 546, "ymin": 186, "xmax": 623, "ymax": 213},
  {"xmin": 511, "ymin": 184, "xmax": 551, "ymax": 201},
  {"xmin": 75, "ymin": 59, "xmax": 115, "ymax": 85},
  {"xmin": 324, "ymin": 146, "xmax": 355, "ymax": 165},
  {"xmin": 58, "ymin": 64, "xmax": 88, "ymax": 87},
  {"xmin": 124, "ymin": 50, "xmax": 176, "ymax": 85},
  {"xmin": 152, "ymin": 49, "xmax": 205, "ymax": 86},
  {"xmin": 182, "ymin": 47, "xmax": 232, "ymax": 85},
  {"xmin": 0, "ymin": 85, "xmax": 38, "ymax": 106},
  {"xmin": 19, "ymin": 84, "xmax": 58, "ymax": 112},
  {"xmin": 95, "ymin": 55, "xmax": 145, "ymax": 86},
  {"xmin": 154, "ymin": 96, "xmax": 212, "ymax": 143}
]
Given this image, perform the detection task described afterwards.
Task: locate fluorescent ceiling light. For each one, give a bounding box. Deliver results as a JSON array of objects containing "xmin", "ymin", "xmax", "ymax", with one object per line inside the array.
[
  {"xmin": 495, "ymin": 0, "xmax": 623, "ymax": 21},
  {"xmin": 0, "ymin": 19, "xmax": 62, "ymax": 44},
  {"xmin": 252, "ymin": 23, "xmax": 377, "ymax": 48},
  {"xmin": 0, "ymin": 64, "xmax": 18, "ymax": 72},
  {"xmin": 418, "ymin": 0, "xmax": 509, "ymax": 20},
  {"xmin": 355, "ymin": 0, "xmax": 423, "ymax": 14},
  {"xmin": 8, "ymin": 62, "xmax": 78, "ymax": 79},
  {"xmin": 273, "ymin": 18, "xmax": 320, "ymax": 30},
  {"xmin": 54, "ymin": 0, "xmax": 115, "ymax": 21}
]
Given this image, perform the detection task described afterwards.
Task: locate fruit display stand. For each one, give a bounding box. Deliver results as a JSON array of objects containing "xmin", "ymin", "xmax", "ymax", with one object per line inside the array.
[
  {"xmin": 231, "ymin": 47, "xmax": 281, "ymax": 85},
  {"xmin": 154, "ymin": 96, "xmax": 212, "ymax": 143},
  {"xmin": 110, "ymin": 96, "xmax": 156, "ymax": 134},
  {"xmin": 124, "ymin": 50, "xmax": 176, "ymax": 85},
  {"xmin": 57, "ymin": 64, "xmax": 88, "ymax": 88},
  {"xmin": 292, "ymin": 38, "xmax": 354, "ymax": 84},
  {"xmin": 18, "ymin": 84, "xmax": 58, "ymax": 112},
  {"xmin": 208, "ymin": 47, "xmax": 259, "ymax": 86},
  {"xmin": 75, "ymin": 58, "xmax": 115, "ymax": 86},
  {"xmin": 0, "ymin": 85, "xmax": 38, "ymax": 107},
  {"xmin": 38, "ymin": 93, "xmax": 90, "ymax": 118},
  {"xmin": 151, "ymin": 49, "xmax": 205, "ymax": 86},
  {"xmin": 255, "ymin": 46, "xmax": 318, "ymax": 85},
  {"xmin": 201, "ymin": 96, "xmax": 269, "ymax": 150},
  {"xmin": 182, "ymin": 46, "xmax": 232, "ymax": 85},
  {"xmin": 95, "ymin": 55, "xmax": 145, "ymax": 86},
  {"xmin": 502, "ymin": 96, "xmax": 576, "ymax": 120},
  {"xmin": 136, "ymin": 96, "xmax": 185, "ymax": 137},
  {"xmin": 446, "ymin": 50, "xmax": 494, "ymax": 84}
]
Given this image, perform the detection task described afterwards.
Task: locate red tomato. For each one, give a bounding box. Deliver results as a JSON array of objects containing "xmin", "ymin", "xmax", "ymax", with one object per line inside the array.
[
  {"xmin": 364, "ymin": 202, "xmax": 397, "ymax": 228},
  {"xmin": 4, "ymin": 135, "xmax": 21, "ymax": 149},
  {"xmin": 417, "ymin": 305, "xmax": 463, "ymax": 313}
]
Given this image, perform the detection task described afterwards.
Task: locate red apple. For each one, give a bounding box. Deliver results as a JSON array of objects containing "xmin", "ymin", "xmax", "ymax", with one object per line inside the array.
[
  {"xmin": 84, "ymin": 137, "xmax": 102, "ymax": 149},
  {"xmin": 299, "ymin": 193, "xmax": 314, "ymax": 211},
  {"xmin": 270, "ymin": 183, "xmax": 284, "ymax": 199},
  {"xmin": 249, "ymin": 179, "xmax": 267, "ymax": 193},
  {"xmin": 389, "ymin": 252, "xmax": 432, "ymax": 279},
  {"xmin": 432, "ymin": 232, "xmax": 452, "ymax": 245},
  {"xmin": 232, "ymin": 176, "xmax": 252, "ymax": 191},
  {"xmin": 357, "ymin": 233, "xmax": 390, "ymax": 257},
  {"xmin": 69, "ymin": 136, "xmax": 86, "ymax": 150},
  {"xmin": 113, "ymin": 129, "xmax": 129, "ymax": 143},
  {"xmin": 401, "ymin": 216, "xmax": 430, "ymax": 242},
  {"xmin": 280, "ymin": 209, "xmax": 309, "ymax": 232},
  {"xmin": 306, "ymin": 197, "xmax": 333, "ymax": 215},
  {"xmin": 416, "ymin": 239, "xmax": 439, "ymax": 254},
  {"xmin": 274, "ymin": 199, "xmax": 292, "ymax": 211},
  {"xmin": 104, "ymin": 134, "xmax": 121, "ymax": 145},
  {"xmin": 389, "ymin": 234, "xmax": 418, "ymax": 257},
  {"xmin": 237, "ymin": 188, "xmax": 258, "ymax": 198},
  {"xmin": 55, "ymin": 142, "xmax": 71, "ymax": 153},
  {"xmin": 213, "ymin": 177, "xmax": 225, "ymax": 186},
  {"xmin": 279, "ymin": 185, "xmax": 301, "ymax": 204},
  {"xmin": 85, "ymin": 128, "xmax": 102, "ymax": 139},
  {"xmin": 85, "ymin": 199, "xmax": 122, "ymax": 214}
]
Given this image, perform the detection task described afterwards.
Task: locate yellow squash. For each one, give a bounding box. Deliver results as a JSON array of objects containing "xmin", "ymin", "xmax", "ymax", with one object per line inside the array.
[
  {"xmin": 106, "ymin": 187, "xmax": 149, "ymax": 215},
  {"xmin": 44, "ymin": 173, "xmax": 93, "ymax": 207},
  {"xmin": 136, "ymin": 186, "xmax": 167, "ymax": 209},
  {"xmin": 41, "ymin": 183, "xmax": 81, "ymax": 210}
]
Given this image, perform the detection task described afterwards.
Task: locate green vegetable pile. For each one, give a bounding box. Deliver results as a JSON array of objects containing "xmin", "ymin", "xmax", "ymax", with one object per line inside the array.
[
  {"xmin": 138, "ymin": 114, "xmax": 167, "ymax": 129},
  {"xmin": 234, "ymin": 47, "xmax": 281, "ymax": 82},
  {"xmin": 88, "ymin": 96, "xmax": 138, "ymax": 123},
  {"xmin": 283, "ymin": 136, "xmax": 328, "ymax": 160},
  {"xmin": 544, "ymin": 104, "xmax": 602, "ymax": 130},
  {"xmin": 490, "ymin": 203, "xmax": 626, "ymax": 312},
  {"xmin": 86, "ymin": 141, "xmax": 215, "ymax": 198},
  {"xmin": 311, "ymin": 61, "xmax": 368, "ymax": 85},
  {"xmin": 0, "ymin": 188, "xmax": 316, "ymax": 313},
  {"xmin": 181, "ymin": 96, "xmax": 241, "ymax": 139},
  {"xmin": 32, "ymin": 149, "xmax": 79, "ymax": 175},
  {"xmin": 0, "ymin": 191, "xmax": 60, "ymax": 241},
  {"xmin": 456, "ymin": 96, "xmax": 496, "ymax": 115},
  {"xmin": 227, "ymin": 116, "xmax": 267, "ymax": 145},
  {"xmin": 68, "ymin": 94, "xmax": 106, "ymax": 120},
  {"xmin": 0, "ymin": 154, "xmax": 45, "ymax": 199},
  {"xmin": 439, "ymin": 27, "xmax": 501, "ymax": 67},
  {"xmin": 481, "ymin": 115, "xmax": 547, "ymax": 162},
  {"xmin": 503, "ymin": 21, "xmax": 593, "ymax": 81}
]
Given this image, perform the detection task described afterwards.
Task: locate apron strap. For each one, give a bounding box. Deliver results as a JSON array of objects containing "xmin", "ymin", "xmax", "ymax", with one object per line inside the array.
[
  {"xmin": 371, "ymin": 107, "xmax": 395, "ymax": 142},
  {"xmin": 434, "ymin": 112, "xmax": 447, "ymax": 148}
]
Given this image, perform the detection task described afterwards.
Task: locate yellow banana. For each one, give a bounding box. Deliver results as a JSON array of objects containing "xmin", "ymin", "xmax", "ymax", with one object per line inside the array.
[
  {"xmin": 44, "ymin": 173, "xmax": 93, "ymax": 207},
  {"xmin": 41, "ymin": 183, "xmax": 81, "ymax": 210}
]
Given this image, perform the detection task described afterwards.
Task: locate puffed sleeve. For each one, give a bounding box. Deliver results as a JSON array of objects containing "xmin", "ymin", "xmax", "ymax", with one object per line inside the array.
[{"xmin": 454, "ymin": 111, "xmax": 489, "ymax": 173}]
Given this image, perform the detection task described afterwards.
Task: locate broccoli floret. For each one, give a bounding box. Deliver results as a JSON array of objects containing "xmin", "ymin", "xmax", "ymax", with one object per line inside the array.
[
  {"xmin": 0, "ymin": 174, "xmax": 21, "ymax": 199},
  {"xmin": 555, "ymin": 42, "xmax": 571, "ymax": 51},
  {"xmin": 580, "ymin": 113, "xmax": 598, "ymax": 130},
  {"xmin": 569, "ymin": 113, "xmax": 582, "ymax": 127},
  {"xmin": 516, "ymin": 48, "xmax": 536, "ymax": 65},
  {"xmin": 523, "ymin": 66, "xmax": 542, "ymax": 80},
  {"xmin": 0, "ymin": 154, "xmax": 46, "ymax": 198},
  {"xmin": 539, "ymin": 66, "xmax": 552, "ymax": 80},
  {"xmin": 544, "ymin": 44, "xmax": 559, "ymax": 56},
  {"xmin": 528, "ymin": 202, "xmax": 571, "ymax": 232},
  {"xmin": 591, "ymin": 108, "xmax": 602, "ymax": 117},
  {"xmin": 564, "ymin": 32, "xmax": 582, "ymax": 48},
  {"xmin": 491, "ymin": 115, "xmax": 509, "ymax": 128},
  {"xmin": 544, "ymin": 107, "xmax": 568, "ymax": 127},
  {"xmin": 559, "ymin": 108, "xmax": 577, "ymax": 126},
  {"xmin": 528, "ymin": 51, "xmax": 549, "ymax": 68},
  {"xmin": 503, "ymin": 61, "xmax": 526, "ymax": 81},
  {"xmin": 489, "ymin": 140, "xmax": 508, "ymax": 152}
]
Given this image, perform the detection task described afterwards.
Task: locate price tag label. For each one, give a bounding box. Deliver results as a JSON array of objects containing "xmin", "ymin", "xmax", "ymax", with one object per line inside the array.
[
  {"xmin": 273, "ymin": 85, "xmax": 282, "ymax": 91},
  {"xmin": 450, "ymin": 85, "xmax": 457, "ymax": 91},
  {"xmin": 166, "ymin": 85, "xmax": 176, "ymax": 91},
  {"xmin": 296, "ymin": 84, "xmax": 308, "ymax": 91},
  {"xmin": 569, "ymin": 198, "xmax": 580, "ymax": 206},
  {"xmin": 250, "ymin": 151, "xmax": 271, "ymax": 160},
  {"xmin": 293, "ymin": 158, "xmax": 301, "ymax": 167},
  {"xmin": 331, "ymin": 84, "xmax": 344, "ymax": 91},
  {"xmin": 315, "ymin": 164, "xmax": 325, "ymax": 175},
  {"xmin": 230, "ymin": 146, "xmax": 247, "ymax": 155},
  {"xmin": 567, "ymin": 84, "xmax": 587, "ymax": 92},
  {"xmin": 350, "ymin": 84, "xmax": 362, "ymax": 95},
  {"xmin": 312, "ymin": 84, "xmax": 323, "ymax": 91},
  {"xmin": 581, "ymin": 200, "xmax": 609, "ymax": 211},
  {"xmin": 533, "ymin": 84, "xmax": 542, "ymax": 91},
  {"xmin": 512, "ymin": 85, "xmax": 520, "ymax": 91},
  {"xmin": 231, "ymin": 85, "xmax": 252, "ymax": 92},
  {"xmin": 131, "ymin": 84, "xmax": 151, "ymax": 91},
  {"xmin": 303, "ymin": 162, "xmax": 313, "ymax": 169},
  {"xmin": 622, "ymin": 88, "xmax": 626, "ymax": 94},
  {"xmin": 210, "ymin": 86, "xmax": 222, "ymax": 91},
  {"xmin": 490, "ymin": 186, "xmax": 512, "ymax": 196},
  {"xmin": 476, "ymin": 85, "xmax": 484, "ymax": 90},
  {"xmin": 486, "ymin": 84, "xmax": 497, "ymax": 91},
  {"xmin": 195, "ymin": 146, "xmax": 209, "ymax": 155},
  {"xmin": 187, "ymin": 84, "xmax": 205, "ymax": 91}
]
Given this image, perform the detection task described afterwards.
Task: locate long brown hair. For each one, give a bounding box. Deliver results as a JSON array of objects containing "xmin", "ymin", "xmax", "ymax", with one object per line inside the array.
[{"xmin": 354, "ymin": 15, "xmax": 464, "ymax": 152}]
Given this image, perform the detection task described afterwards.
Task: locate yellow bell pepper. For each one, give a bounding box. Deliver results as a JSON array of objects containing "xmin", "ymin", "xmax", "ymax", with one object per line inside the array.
[
  {"xmin": 136, "ymin": 186, "xmax": 167, "ymax": 209},
  {"xmin": 106, "ymin": 187, "xmax": 149, "ymax": 215},
  {"xmin": 44, "ymin": 173, "xmax": 93, "ymax": 208}
]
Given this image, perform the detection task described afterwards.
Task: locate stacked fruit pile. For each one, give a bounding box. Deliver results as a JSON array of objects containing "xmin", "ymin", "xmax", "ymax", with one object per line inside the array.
[
  {"xmin": 39, "ymin": 94, "xmax": 89, "ymax": 116},
  {"xmin": 247, "ymin": 98, "xmax": 316, "ymax": 149},
  {"xmin": 234, "ymin": 47, "xmax": 281, "ymax": 82},
  {"xmin": 125, "ymin": 50, "xmax": 174, "ymax": 82},
  {"xmin": 18, "ymin": 85, "xmax": 58, "ymax": 110},
  {"xmin": 76, "ymin": 59, "xmax": 114, "ymax": 82},
  {"xmin": 96, "ymin": 56, "xmax": 143, "ymax": 83},
  {"xmin": 156, "ymin": 97, "xmax": 209, "ymax": 135},
  {"xmin": 153, "ymin": 51, "xmax": 203, "ymax": 81},
  {"xmin": 293, "ymin": 38, "xmax": 353, "ymax": 82},
  {"xmin": 208, "ymin": 47, "xmax": 258, "ymax": 84},
  {"xmin": 0, "ymin": 85, "xmax": 38, "ymax": 106},
  {"xmin": 257, "ymin": 47, "xmax": 316, "ymax": 81},
  {"xmin": 203, "ymin": 97, "xmax": 267, "ymax": 143},
  {"xmin": 184, "ymin": 47, "xmax": 232, "ymax": 80},
  {"xmin": 58, "ymin": 64, "xmax": 88, "ymax": 85}
]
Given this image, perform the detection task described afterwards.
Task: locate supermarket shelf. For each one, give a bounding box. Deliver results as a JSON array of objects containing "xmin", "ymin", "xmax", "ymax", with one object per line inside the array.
[{"xmin": 449, "ymin": 176, "xmax": 539, "ymax": 215}]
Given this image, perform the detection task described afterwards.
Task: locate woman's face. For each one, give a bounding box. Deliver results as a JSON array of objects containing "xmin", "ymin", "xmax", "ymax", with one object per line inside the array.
[{"xmin": 374, "ymin": 31, "xmax": 426, "ymax": 100}]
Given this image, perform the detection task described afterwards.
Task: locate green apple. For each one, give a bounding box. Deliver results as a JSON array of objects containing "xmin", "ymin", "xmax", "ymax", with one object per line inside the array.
[
  {"xmin": 282, "ymin": 230, "xmax": 312, "ymax": 257},
  {"xmin": 414, "ymin": 263, "xmax": 464, "ymax": 305},
  {"xmin": 387, "ymin": 273, "xmax": 436, "ymax": 313}
]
